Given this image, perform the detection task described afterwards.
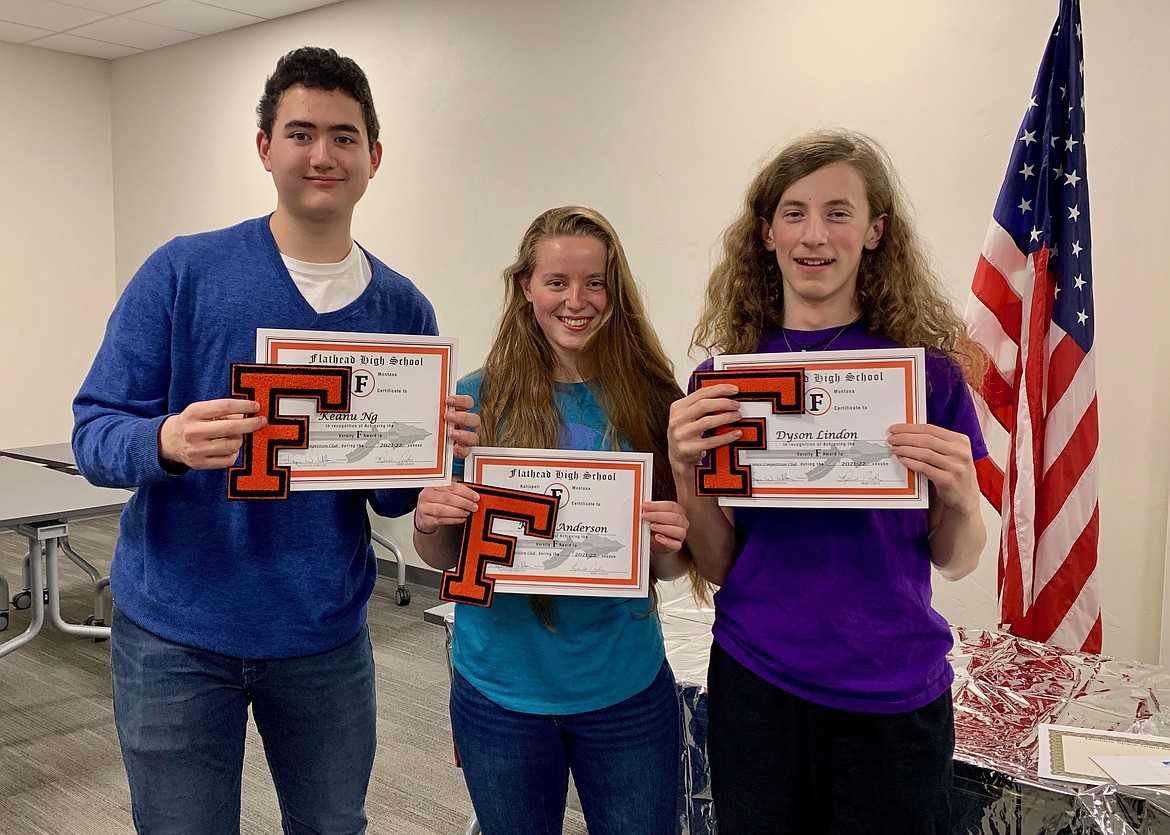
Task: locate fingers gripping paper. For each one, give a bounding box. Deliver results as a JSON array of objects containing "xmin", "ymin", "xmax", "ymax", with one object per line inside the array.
[
  {"xmin": 228, "ymin": 363, "xmax": 351, "ymax": 500},
  {"xmin": 441, "ymin": 484, "xmax": 560, "ymax": 607},
  {"xmin": 693, "ymin": 369, "xmax": 805, "ymax": 498}
]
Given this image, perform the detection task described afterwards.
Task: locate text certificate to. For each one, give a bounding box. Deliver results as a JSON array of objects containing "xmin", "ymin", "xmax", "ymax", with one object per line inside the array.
[
  {"xmin": 256, "ymin": 328, "xmax": 456, "ymax": 490},
  {"xmin": 715, "ymin": 347, "xmax": 927, "ymax": 508},
  {"xmin": 465, "ymin": 448, "xmax": 653, "ymax": 598}
]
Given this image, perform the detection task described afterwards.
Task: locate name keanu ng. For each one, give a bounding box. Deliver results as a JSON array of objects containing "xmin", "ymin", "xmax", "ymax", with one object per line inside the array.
[{"xmin": 306, "ymin": 352, "xmax": 424, "ymax": 367}]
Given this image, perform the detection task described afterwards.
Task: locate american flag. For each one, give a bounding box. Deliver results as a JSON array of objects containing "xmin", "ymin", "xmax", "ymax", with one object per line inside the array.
[{"xmin": 965, "ymin": 0, "xmax": 1100, "ymax": 654}]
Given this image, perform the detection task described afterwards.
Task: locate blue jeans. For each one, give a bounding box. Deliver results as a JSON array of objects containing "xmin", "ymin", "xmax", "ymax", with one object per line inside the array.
[
  {"xmin": 450, "ymin": 661, "xmax": 680, "ymax": 835},
  {"xmin": 110, "ymin": 609, "xmax": 377, "ymax": 835}
]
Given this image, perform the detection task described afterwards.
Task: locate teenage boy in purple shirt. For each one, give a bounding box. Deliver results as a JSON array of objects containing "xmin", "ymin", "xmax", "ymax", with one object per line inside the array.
[{"xmin": 669, "ymin": 130, "xmax": 987, "ymax": 835}]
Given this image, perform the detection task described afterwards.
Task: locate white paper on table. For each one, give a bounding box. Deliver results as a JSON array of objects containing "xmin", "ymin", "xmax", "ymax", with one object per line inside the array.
[
  {"xmin": 1038, "ymin": 722, "xmax": 1170, "ymax": 784},
  {"xmin": 1089, "ymin": 755, "xmax": 1170, "ymax": 786}
]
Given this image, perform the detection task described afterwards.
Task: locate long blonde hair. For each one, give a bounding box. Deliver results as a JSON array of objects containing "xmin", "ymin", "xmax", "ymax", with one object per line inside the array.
[
  {"xmin": 479, "ymin": 206, "xmax": 705, "ymax": 621},
  {"xmin": 693, "ymin": 130, "xmax": 984, "ymax": 379}
]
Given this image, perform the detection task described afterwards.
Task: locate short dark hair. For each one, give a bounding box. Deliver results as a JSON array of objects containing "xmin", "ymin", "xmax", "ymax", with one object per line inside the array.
[{"xmin": 257, "ymin": 46, "xmax": 380, "ymax": 149}]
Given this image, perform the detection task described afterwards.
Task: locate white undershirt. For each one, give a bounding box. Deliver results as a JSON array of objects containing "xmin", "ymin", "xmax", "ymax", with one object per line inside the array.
[{"xmin": 281, "ymin": 243, "xmax": 372, "ymax": 314}]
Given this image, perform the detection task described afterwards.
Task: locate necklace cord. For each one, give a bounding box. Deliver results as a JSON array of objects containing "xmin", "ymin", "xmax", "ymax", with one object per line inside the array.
[{"xmin": 781, "ymin": 316, "xmax": 861, "ymax": 353}]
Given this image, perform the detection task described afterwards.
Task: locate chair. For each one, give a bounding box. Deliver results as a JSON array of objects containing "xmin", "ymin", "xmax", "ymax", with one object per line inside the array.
[{"xmin": 370, "ymin": 530, "xmax": 411, "ymax": 606}]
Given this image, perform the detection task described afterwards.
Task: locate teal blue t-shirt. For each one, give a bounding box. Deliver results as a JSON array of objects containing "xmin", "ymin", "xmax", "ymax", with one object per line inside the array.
[{"xmin": 451, "ymin": 370, "xmax": 665, "ymax": 714}]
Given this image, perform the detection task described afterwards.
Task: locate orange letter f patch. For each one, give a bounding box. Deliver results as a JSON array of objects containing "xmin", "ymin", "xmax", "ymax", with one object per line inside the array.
[
  {"xmin": 692, "ymin": 368, "xmax": 804, "ymax": 497},
  {"xmin": 227, "ymin": 363, "xmax": 351, "ymax": 500},
  {"xmin": 441, "ymin": 484, "xmax": 560, "ymax": 607}
]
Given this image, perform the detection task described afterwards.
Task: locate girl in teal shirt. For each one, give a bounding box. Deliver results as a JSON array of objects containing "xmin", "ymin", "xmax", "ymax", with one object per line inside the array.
[{"xmin": 414, "ymin": 206, "xmax": 699, "ymax": 834}]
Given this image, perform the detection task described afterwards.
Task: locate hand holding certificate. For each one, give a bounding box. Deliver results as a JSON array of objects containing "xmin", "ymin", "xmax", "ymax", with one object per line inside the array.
[
  {"xmin": 240, "ymin": 328, "xmax": 458, "ymax": 493},
  {"xmin": 455, "ymin": 447, "xmax": 654, "ymax": 599},
  {"xmin": 706, "ymin": 347, "xmax": 929, "ymax": 508}
]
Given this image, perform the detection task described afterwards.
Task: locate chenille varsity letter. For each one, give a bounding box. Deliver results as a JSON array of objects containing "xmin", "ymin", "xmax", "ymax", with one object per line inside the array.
[
  {"xmin": 693, "ymin": 368, "xmax": 805, "ymax": 497},
  {"xmin": 441, "ymin": 484, "xmax": 559, "ymax": 607},
  {"xmin": 227, "ymin": 363, "xmax": 351, "ymax": 500}
]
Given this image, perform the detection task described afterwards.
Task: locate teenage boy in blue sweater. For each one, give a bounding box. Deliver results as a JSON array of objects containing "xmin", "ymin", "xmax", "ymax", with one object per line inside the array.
[{"xmin": 73, "ymin": 47, "xmax": 476, "ymax": 834}]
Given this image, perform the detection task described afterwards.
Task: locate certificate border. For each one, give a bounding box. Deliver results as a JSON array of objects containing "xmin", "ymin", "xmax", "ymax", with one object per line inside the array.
[
  {"xmin": 466, "ymin": 448, "xmax": 651, "ymax": 595},
  {"xmin": 257, "ymin": 329, "xmax": 456, "ymax": 487},
  {"xmin": 716, "ymin": 348, "xmax": 927, "ymax": 507}
]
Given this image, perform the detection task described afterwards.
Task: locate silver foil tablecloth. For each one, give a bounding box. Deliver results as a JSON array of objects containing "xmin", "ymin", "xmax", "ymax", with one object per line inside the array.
[
  {"xmin": 948, "ymin": 626, "xmax": 1170, "ymax": 834},
  {"xmin": 660, "ymin": 594, "xmax": 717, "ymax": 835},
  {"xmin": 658, "ymin": 597, "xmax": 1170, "ymax": 835}
]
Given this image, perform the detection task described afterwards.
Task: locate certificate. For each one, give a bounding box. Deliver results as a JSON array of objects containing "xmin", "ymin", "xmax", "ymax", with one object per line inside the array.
[
  {"xmin": 714, "ymin": 347, "xmax": 927, "ymax": 508},
  {"xmin": 255, "ymin": 328, "xmax": 456, "ymax": 490},
  {"xmin": 463, "ymin": 447, "xmax": 653, "ymax": 598},
  {"xmin": 1038, "ymin": 723, "xmax": 1170, "ymax": 784}
]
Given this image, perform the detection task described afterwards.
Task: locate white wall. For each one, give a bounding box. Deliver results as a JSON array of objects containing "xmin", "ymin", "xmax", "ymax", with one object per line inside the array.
[
  {"xmin": 0, "ymin": 42, "xmax": 114, "ymax": 447},
  {"xmin": 15, "ymin": 0, "xmax": 1170, "ymax": 662}
]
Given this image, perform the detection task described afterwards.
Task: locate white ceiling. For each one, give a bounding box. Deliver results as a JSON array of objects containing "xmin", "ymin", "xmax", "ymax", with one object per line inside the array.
[{"xmin": 0, "ymin": 0, "xmax": 348, "ymax": 59}]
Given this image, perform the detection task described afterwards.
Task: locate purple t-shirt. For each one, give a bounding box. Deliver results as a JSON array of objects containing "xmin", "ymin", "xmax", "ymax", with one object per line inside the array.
[{"xmin": 696, "ymin": 326, "xmax": 987, "ymax": 714}]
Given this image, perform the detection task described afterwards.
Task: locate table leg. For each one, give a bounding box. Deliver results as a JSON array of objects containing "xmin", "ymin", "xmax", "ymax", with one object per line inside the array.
[
  {"xmin": 11, "ymin": 552, "xmax": 35, "ymax": 610},
  {"xmin": 44, "ymin": 537, "xmax": 111, "ymax": 640},
  {"xmin": 60, "ymin": 536, "xmax": 110, "ymax": 625},
  {"xmin": 0, "ymin": 536, "xmax": 46, "ymax": 657}
]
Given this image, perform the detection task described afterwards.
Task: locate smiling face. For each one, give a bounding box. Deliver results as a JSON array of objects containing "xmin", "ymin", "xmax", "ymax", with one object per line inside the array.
[
  {"xmin": 760, "ymin": 160, "xmax": 885, "ymax": 323},
  {"xmin": 522, "ymin": 236, "xmax": 609, "ymax": 382},
  {"xmin": 257, "ymin": 84, "xmax": 382, "ymax": 229}
]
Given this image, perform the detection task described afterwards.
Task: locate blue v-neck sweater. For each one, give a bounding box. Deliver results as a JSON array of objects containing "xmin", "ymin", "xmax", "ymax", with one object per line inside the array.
[{"xmin": 72, "ymin": 216, "xmax": 437, "ymax": 658}]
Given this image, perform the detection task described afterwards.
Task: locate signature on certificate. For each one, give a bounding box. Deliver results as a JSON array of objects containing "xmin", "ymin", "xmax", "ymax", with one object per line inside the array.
[
  {"xmin": 835, "ymin": 471, "xmax": 885, "ymax": 485},
  {"xmin": 568, "ymin": 560, "xmax": 622, "ymax": 577},
  {"xmin": 281, "ymin": 453, "xmax": 335, "ymax": 469}
]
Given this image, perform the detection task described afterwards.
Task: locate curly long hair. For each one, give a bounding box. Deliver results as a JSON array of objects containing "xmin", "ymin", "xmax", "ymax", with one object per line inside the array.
[
  {"xmin": 479, "ymin": 206, "xmax": 706, "ymax": 624},
  {"xmin": 693, "ymin": 130, "xmax": 984, "ymax": 379}
]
